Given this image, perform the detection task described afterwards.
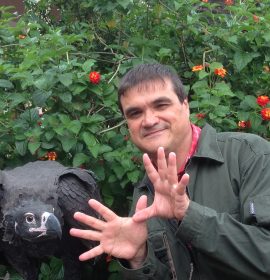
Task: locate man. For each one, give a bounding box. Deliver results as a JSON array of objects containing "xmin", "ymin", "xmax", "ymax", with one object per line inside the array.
[{"xmin": 70, "ymin": 63, "xmax": 270, "ymax": 279}]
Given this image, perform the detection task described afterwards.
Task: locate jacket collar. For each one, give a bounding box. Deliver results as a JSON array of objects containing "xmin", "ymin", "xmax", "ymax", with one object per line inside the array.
[{"xmin": 194, "ymin": 123, "xmax": 224, "ymax": 163}]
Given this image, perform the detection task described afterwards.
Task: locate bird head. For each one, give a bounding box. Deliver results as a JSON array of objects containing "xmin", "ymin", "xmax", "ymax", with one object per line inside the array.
[{"xmin": 2, "ymin": 202, "xmax": 62, "ymax": 243}]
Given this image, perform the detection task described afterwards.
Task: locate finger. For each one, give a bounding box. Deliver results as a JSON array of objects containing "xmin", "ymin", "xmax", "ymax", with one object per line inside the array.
[
  {"xmin": 143, "ymin": 153, "xmax": 159, "ymax": 184},
  {"xmin": 73, "ymin": 212, "xmax": 105, "ymax": 231},
  {"xmin": 167, "ymin": 152, "xmax": 178, "ymax": 186},
  {"xmin": 89, "ymin": 199, "xmax": 117, "ymax": 222},
  {"xmin": 175, "ymin": 173, "xmax": 190, "ymax": 195},
  {"xmin": 70, "ymin": 228, "xmax": 101, "ymax": 241},
  {"xmin": 157, "ymin": 147, "xmax": 167, "ymax": 179},
  {"xmin": 132, "ymin": 204, "xmax": 155, "ymax": 223},
  {"xmin": 79, "ymin": 245, "xmax": 104, "ymax": 261},
  {"xmin": 135, "ymin": 195, "xmax": 148, "ymax": 213}
]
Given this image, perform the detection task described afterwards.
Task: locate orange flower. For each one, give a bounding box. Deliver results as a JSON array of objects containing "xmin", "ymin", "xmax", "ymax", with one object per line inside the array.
[
  {"xmin": 196, "ymin": 113, "xmax": 206, "ymax": 120},
  {"xmin": 192, "ymin": 65, "xmax": 204, "ymax": 72},
  {"xmin": 263, "ymin": 66, "xmax": 270, "ymax": 73},
  {"xmin": 238, "ymin": 120, "xmax": 251, "ymax": 129},
  {"xmin": 47, "ymin": 151, "xmax": 57, "ymax": 161},
  {"xmin": 202, "ymin": 0, "xmax": 208, "ymax": 2},
  {"xmin": 214, "ymin": 67, "xmax": 227, "ymax": 78},
  {"xmin": 253, "ymin": 15, "xmax": 260, "ymax": 23},
  {"xmin": 257, "ymin": 96, "xmax": 270, "ymax": 107},
  {"xmin": 18, "ymin": 34, "xmax": 26, "ymax": 39},
  {"xmin": 224, "ymin": 0, "xmax": 233, "ymax": 5},
  {"xmin": 261, "ymin": 108, "xmax": 270, "ymax": 121},
  {"xmin": 89, "ymin": 71, "xmax": 101, "ymax": 84}
]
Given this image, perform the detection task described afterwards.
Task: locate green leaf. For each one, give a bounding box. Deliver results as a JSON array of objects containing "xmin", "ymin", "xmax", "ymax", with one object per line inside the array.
[
  {"xmin": 73, "ymin": 153, "xmax": 89, "ymax": 166},
  {"xmin": 89, "ymin": 144, "xmax": 99, "ymax": 158},
  {"xmin": 58, "ymin": 73, "xmax": 73, "ymax": 87},
  {"xmin": 198, "ymin": 70, "xmax": 209, "ymax": 80},
  {"xmin": 82, "ymin": 59, "xmax": 96, "ymax": 72},
  {"xmin": 117, "ymin": 0, "xmax": 132, "ymax": 9},
  {"xmin": 28, "ymin": 142, "xmax": 41, "ymax": 155},
  {"xmin": 45, "ymin": 131, "xmax": 55, "ymax": 141},
  {"xmin": 58, "ymin": 92, "xmax": 72, "ymax": 103},
  {"xmin": 15, "ymin": 141, "xmax": 27, "ymax": 156},
  {"xmin": 82, "ymin": 131, "xmax": 97, "ymax": 147},
  {"xmin": 67, "ymin": 120, "xmax": 82, "ymax": 134},
  {"xmin": 233, "ymin": 51, "xmax": 260, "ymax": 72},
  {"xmin": 0, "ymin": 79, "xmax": 14, "ymax": 88},
  {"xmin": 60, "ymin": 137, "xmax": 76, "ymax": 152},
  {"xmin": 213, "ymin": 82, "xmax": 235, "ymax": 97}
]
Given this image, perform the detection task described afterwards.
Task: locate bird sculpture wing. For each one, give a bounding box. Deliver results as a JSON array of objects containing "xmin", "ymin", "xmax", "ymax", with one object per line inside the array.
[{"xmin": 56, "ymin": 167, "xmax": 102, "ymax": 230}]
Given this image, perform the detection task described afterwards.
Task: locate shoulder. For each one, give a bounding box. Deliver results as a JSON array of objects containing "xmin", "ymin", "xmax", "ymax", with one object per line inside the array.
[{"xmin": 202, "ymin": 124, "xmax": 270, "ymax": 156}]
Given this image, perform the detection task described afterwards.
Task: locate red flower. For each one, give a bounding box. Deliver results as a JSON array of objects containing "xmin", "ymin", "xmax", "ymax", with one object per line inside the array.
[
  {"xmin": 89, "ymin": 71, "xmax": 101, "ymax": 84},
  {"xmin": 214, "ymin": 68, "xmax": 227, "ymax": 78},
  {"xmin": 261, "ymin": 108, "xmax": 270, "ymax": 121},
  {"xmin": 238, "ymin": 120, "xmax": 251, "ymax": 129},
  {"xmin": 224, "ymin": 0, "xmax": 233, "ymax": 5},
  {"xmin": 196, "ymin": 113, "xmax": 206, "ymax": 120},
  {"xmin": 47, "ymin": 151, "xmax": 57, "ymax": 161},
  {"xmin": 192, "ymin": 65, "xmax": 204, "ymax": 72},
  {"xmin": 253, "ymin": 15, "xmax": 260, "ymax": 23},
  {"xmin": 257, "ymin": 96, "xmax": 270, "ymax": 107}
]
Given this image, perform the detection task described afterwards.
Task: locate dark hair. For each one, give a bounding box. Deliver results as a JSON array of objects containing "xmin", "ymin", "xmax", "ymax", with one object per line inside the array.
[{"xmin": 118, "ymin": 63, "xmax": 186, "ymax": 114}]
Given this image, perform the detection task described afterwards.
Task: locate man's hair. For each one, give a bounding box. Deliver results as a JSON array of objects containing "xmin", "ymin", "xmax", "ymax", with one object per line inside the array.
[{"xmin": 118, "ymin": 63, "xmax": 186, "ymax": 114}]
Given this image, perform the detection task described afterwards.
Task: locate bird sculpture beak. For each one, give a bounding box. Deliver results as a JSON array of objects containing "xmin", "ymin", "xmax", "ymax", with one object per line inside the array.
[
  {"xmin": 29, "ymin": 212, "xmax": 62, "ymax": 240},
  {"xmin": 44, "ymin": 213, "xmax": 62, "ymax": 239}
]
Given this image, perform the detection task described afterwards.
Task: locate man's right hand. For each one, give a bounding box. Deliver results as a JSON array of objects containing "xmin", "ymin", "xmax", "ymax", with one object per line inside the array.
[{"xmin": 70, "ymin": 196, "xmax": 148, "ymax": 268}]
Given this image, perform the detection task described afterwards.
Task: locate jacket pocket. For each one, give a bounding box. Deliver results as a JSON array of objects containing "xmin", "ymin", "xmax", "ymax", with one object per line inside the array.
[
  {"xmin": 246, "ymin": 195, "xmax": 270, "ymax": 226},
  {"xmin": 149, "ymin": 231, "xmax": 177, "ymax": 280}
]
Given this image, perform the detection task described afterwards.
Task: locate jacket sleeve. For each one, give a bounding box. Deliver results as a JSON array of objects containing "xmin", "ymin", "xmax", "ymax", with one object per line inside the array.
[
  {"xmin": 119, "ymin": 241, "xmax": 173, "ymax": 280},
  {"xmin": 177, "ymin": 149, "xmax": 270, "ymax": 279}
]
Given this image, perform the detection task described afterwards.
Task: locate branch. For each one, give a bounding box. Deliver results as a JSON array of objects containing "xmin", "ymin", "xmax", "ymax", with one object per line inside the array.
[{"xmin": 98, "ymin": 119, "xmax": 126, "ymax": 134}]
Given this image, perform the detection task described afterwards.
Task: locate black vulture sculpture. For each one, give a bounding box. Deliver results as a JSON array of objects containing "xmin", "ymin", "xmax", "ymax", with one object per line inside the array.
[{"xmin": 0, "ymin": 160, "xmax": 102, "ymax": 280}]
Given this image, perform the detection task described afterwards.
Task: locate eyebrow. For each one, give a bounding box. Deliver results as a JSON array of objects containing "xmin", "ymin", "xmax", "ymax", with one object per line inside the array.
[{"xmin": 124, "ymin": 96, "xmax": 173, "ymax": 116}]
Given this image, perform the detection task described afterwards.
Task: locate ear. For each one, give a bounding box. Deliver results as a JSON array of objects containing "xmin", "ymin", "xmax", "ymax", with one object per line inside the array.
[{"xmin": 2, "ymin": 214, "xmax": 15, "ymax": 243}]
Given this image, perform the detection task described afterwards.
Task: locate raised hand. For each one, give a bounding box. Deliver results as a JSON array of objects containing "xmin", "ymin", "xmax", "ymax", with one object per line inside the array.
[
  {"xmin": 70, "ymin": 197, "xmax": 148, "ymax": 264},
  {"xmin": 133, "ymin": 147, "xmax": 190, "ymax": 222}
]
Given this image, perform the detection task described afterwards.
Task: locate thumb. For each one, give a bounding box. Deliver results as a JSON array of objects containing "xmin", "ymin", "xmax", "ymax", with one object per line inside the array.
[{"xmin": 135, "ymin": 195, "xmax": 148, "ymax": 213}]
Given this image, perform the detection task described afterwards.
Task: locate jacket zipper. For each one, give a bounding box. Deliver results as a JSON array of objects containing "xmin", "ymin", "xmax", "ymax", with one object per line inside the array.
[{"xmin": 162, "ymin": 233, "xmax": 177, "ymax": 280}]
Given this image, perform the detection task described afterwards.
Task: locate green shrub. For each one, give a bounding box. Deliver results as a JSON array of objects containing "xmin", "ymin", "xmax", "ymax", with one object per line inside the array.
[{"xmin": 0, "ymin": 1, "xmax": 269, "ymax": 279}]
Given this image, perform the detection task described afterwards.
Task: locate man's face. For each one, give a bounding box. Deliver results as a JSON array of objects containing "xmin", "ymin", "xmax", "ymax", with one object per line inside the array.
[{"xmin": 120, "ymin": 79, "xmax": 191, "ymax": 157}]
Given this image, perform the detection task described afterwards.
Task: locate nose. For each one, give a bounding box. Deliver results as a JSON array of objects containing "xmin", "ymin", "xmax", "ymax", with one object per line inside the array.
[{"xmin": 142, "ymin": 109, "xmax": 159, "ymax": 127}]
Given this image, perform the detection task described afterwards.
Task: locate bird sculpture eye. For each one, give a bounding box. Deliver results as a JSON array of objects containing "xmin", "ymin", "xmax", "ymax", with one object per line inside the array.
[{"xmin": 25, "ymin": 214, "xmax": 35, "ymax": 224}]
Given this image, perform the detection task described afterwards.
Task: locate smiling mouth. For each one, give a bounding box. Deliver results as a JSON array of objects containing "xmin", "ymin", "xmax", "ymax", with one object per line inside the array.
[{"xmin": 143, "ymin": 129, "xmax": 166, "ymax": 138}]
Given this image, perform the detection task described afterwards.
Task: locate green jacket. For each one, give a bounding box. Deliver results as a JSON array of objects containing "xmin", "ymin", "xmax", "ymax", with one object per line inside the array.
[{"xmin": 120, "ymin": 124, "xmax": 270, "ymax": 280}]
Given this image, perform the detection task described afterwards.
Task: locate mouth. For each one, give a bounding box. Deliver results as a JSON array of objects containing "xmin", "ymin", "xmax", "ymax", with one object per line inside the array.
[{"xmin": 143, "ymin": 128, "xmax": 167, "ymax": 138}]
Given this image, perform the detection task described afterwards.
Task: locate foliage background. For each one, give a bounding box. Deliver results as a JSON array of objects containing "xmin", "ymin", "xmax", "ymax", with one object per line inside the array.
[{"xmin": 0, "ymin": 0, "xmax": 269, "ymax": 279}]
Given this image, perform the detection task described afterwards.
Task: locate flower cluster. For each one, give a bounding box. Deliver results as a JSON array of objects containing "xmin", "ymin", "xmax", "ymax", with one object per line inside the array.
[
  {"xmin": 256, "ymin": 96, "xmax": 270, "ymax": 121},
  {"xmin": 214, "ymin": 68, "xmax": 227, "ymax": 78},
  {"xmin": 192, "ymin": 65, "xmax": 204, "ymax": 72},
  {"xmin": 257, "ymin": 96, "xmax": 269, "ymax": 107},
  {"xmin": 261, "ymin": 108, "xmax": 270, "ymax": 121},
  {"xmin": 47, "ymin": 151, "xmax": 57, "ymax": 160},
  {"xmin": 196, "ymin": 113, "xmax": 206, "ymax": 120},
  {"xmin": 238, "ymin": 120, "xmax": 251, "ymax": 129},
  {"xmin": 224, "ymin": 0, "xmax": 233, "ymax": 5},
  {"xmin": 89, "ymin": 71, "xmax": 101, "ymax": 84}
]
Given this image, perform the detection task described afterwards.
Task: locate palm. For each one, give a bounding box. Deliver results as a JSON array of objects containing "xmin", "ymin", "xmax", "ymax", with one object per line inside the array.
[{"xmin": 99, "ymin": 216, "xmax": 147, "ymax": 259}]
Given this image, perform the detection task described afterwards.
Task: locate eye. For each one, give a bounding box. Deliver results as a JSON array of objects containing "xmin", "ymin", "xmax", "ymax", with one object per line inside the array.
[
  {"xmin": 25, "ymin": 213, "xmax": 36, "ymax": 224},
  {"xmin": 126, "ymin": 110, "xmax": 142, "ymax": 119}
]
